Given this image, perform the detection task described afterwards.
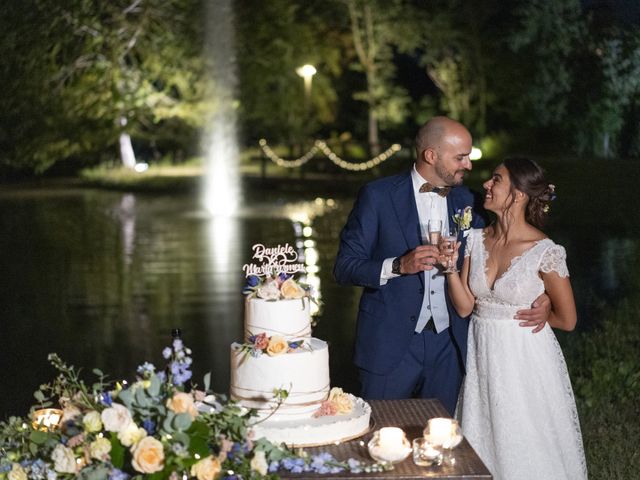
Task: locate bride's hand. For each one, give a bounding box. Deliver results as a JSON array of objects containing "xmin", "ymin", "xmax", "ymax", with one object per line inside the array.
[{"xmin": 437, "ymin": 241, "xmax": 461, "ymax": 268}]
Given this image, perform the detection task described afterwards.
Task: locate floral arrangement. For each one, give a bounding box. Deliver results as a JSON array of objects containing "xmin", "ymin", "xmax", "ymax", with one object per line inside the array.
[
  {"xmin": 0, "ymin": 337, "xmax": 388, "ymax": 480},
  {"xmin": 453, "ymin": 206, "xmax": 473, "ymax": 232},
  {"xmin": 242, "ymin": 274, "xmax": 312, "ymax": 302},
  {"xmin": 312, "ymin": 388, "xmax": 353, "ymax": 418},
  {"xmin": 238, "ymin": 334, "xmax": 306, "ymax": 360}
]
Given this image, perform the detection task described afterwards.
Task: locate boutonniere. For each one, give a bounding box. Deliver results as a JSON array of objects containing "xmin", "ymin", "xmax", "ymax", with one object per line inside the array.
[{"xmin": 453, "ymin": 206, "xmax": 473, "ymax": 231}]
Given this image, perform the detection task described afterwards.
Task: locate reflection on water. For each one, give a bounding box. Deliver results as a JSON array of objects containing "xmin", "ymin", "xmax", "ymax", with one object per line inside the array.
[{"xmin": 0, "ymin": 185, "xmax": 637, "ymax": 418}]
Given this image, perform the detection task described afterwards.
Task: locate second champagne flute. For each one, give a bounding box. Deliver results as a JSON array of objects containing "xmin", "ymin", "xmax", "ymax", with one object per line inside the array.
[{"xmin": 441, "ymin": 227, "xmax": 458, "ymax": 273}]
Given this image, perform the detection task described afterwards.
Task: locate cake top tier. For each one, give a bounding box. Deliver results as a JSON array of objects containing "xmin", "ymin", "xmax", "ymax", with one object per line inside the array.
[{"xmin": 242, "ymin": 243, "xmax": 314, "ymax": 302}]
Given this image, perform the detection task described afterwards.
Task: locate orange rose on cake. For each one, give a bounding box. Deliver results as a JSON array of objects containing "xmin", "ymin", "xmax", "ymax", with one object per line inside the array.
[
  {"xmin": 329, "ymin": 387, "xmax": 353, "ymax": 414},
  {"xmin": 266, "ymin": 335, "xmax": 288, "ymax": 356},
  {"xmin": 190, "ymin": 455, "xmax": 222, "ymax": 480},
  {"xmin": 280, "ymin": 278, "xmax": 306, "ymax": 299}
]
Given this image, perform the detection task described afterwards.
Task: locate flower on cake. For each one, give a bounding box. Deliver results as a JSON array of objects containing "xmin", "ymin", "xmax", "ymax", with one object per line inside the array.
[
  {"xmin": 266, "ymin": 335, "xmax": 289, "ymax": 356},
  {"xmin": 243, "ymin": 272, "xmax": 314, "ymax": 302},
  {"xmin": 313, "ymin": 387, "xmax": 354, "ymax": 417},
  {"xmin": 241, "ymin": 332, "xmax": 307, "ymax": 359}
]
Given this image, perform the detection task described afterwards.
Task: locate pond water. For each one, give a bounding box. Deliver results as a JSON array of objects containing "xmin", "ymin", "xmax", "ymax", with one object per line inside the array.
[{"xmin": 0, "ymin": 176, "xmax": 637, "ymax": 418}]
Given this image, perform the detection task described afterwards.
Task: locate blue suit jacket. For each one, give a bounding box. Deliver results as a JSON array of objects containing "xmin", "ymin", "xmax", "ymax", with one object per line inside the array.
[{"xmin": 334, "ymin": 170, "xmax": 486, "ymax": 375}]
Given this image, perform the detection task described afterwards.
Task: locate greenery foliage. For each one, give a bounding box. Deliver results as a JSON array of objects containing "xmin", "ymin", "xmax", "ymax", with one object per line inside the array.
[{"xmin": 2, "ymin": 1, "xmax": 640, "ymax": 175}]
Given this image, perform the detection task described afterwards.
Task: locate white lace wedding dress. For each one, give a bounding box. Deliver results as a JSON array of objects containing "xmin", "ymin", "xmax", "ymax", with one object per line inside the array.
[{"xmin": 458, "ymin": 229, "xmax": 587, "ymax": 480}]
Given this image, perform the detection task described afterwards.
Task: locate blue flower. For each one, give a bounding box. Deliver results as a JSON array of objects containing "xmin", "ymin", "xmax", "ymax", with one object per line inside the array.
[
  {"xmin": 268, "ymin": 461, "xmax": 280, "ymax": 473},
  {"xmin": 247, "ymin": 275, "xmax": 260, "ymax": 287},
  {"xmin": 142, "ymin": 418, "xmax": 156, "ymax": 435},
  {"xmin": 278, "ymin": 272, "xmax": 290, "ymax": 282},
  {"xmin": 136, "ymin": 362, "xmax": 156, "ymax": 376},
  {"xmin": 172, "ymin": 338, "xmax": 184, "ymax": 351},
  {"xmin": 98, "ymin": 391, "xmax": 113, "ymax": 407},
  {"xmin": 288, "ymin": 341, "xmax": 300, "ymax": 349},
  {"xmin": 162, "ymin": 347, "xmax": 172, "ymax": 360},
  {"xmin": 347, "ymin": 458, "xmax": 362, "ymax": 473},
  {"xmin": 108, "ymin": 468, "xmax": 130, "ymax": 480}
]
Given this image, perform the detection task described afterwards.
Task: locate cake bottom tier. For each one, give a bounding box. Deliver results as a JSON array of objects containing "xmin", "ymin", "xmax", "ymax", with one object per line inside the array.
[{"xmin": 250, "ymin": 395, "xmax": 372, "ymax": 447}]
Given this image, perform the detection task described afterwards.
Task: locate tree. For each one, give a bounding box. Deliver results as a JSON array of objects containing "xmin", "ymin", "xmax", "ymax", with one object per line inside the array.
[
  {"xmin": 343, "ymin": 0, "xmax": 412, "ymax": 156},
  {"xmin": 0, "ymin": 0, "xmax": 209, "ymax": 173}
]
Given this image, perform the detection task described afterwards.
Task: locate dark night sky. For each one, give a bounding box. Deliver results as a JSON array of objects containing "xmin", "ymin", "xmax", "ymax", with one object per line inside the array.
[{"xmin": 582, "ymin": 0, "xmax": 640, "ymax": 24}]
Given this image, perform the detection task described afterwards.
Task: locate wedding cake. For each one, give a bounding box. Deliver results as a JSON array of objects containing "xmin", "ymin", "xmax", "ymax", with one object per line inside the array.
[{"xmin": 229, "ymin": 243, "xmax": 371, "ymax": 447}]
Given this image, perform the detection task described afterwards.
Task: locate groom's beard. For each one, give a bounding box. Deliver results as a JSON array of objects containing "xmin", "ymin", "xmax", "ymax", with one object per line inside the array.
[{"xmin": 436, "ymin": 164, "xmax": 467, "ymax": 186}]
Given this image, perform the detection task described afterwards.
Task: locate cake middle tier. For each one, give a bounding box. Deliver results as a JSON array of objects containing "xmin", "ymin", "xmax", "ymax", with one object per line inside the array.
[
  {"xmin": 244, "ymin": 297, "xmax": 311, "ymax": 341},
  {"xmin": 230, "ymin": 338, "xmax": 329, "ymax": 415}
]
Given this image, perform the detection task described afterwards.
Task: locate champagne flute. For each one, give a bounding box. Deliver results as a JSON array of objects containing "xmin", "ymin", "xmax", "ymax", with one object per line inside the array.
[
  {"xmin": 441, "ymin": 226, "xmax": 459, "ymax": 273},
  {"xmin": 424, "ymin": 219, "xmax": 442, "ymax": 246}
]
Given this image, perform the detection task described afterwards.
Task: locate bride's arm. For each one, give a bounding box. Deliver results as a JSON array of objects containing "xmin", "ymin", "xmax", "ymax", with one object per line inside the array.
[
  {"xmin": 541, "ymin": 271, "xmax": 577, "ymax": 331},
  {"xmin": 445, "ymin": 249, "xmax": 475, "ymax": 317}
]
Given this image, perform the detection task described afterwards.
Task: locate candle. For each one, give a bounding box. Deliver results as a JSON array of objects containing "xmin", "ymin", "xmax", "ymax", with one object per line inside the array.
[
  {"xmin": 32, "ymin": 408, "xmax": 63, "ymax": 431},
  {"xmin": 426, "ymin": 418, "xmax": 452, "ymax": 446},
  {"xmin": 378, "ymin": 427, "xmax": 403, "ymax": 449},
  {"xmin": 368, "ymin": 427, "xmax": 411, "ymax": 463}
]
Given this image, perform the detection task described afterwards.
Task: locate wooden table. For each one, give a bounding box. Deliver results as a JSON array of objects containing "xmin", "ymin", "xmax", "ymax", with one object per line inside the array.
[{"xmin": 282, "ymin": 399, "xmax": 492, "ymax": 479}]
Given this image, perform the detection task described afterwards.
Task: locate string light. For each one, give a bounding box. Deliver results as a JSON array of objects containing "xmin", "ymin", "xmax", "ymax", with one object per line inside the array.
[
  {"xmin": 258, "ymin": 139, "xmax": 318, "ymax": 167},
  {"xmin": 258, "ymin": 139, "xmax": 402, "ymax": 171}
]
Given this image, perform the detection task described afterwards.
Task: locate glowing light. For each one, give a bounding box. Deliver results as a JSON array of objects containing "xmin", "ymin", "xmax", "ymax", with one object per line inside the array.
[
  {"xmin": 296, "ymin": 64, "xmax": 317, "ymax": 79},
  {"xmin": 134, "ymin": 162, "xmax": 149, "ymax": 173},
  {"xmin": 302, "ymin": 226, "xmax": 313, "ymax": 237},
  {"xmin": 470, "ymin": 147, "xmax": 483, "ymax": 161},
  {"xmin": 303, "ymin": 239, "xmax": 316, "ymax": 248},
  {"xmin": 304, "ymin": 247, "xmax": 319, "ymax": 266}
]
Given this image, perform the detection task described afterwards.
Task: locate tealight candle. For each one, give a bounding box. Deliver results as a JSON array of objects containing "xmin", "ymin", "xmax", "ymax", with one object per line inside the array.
[
  {"xmin": 368, "ymin": 427, "xmax": 411, "ymax": 463},
  {"xmin": 425, "ymin": 418, "xmax": 453, "ymax": 446},
  {"xmin": 32, "ymin": 408, "xmax": 63, "ymax": 431}
]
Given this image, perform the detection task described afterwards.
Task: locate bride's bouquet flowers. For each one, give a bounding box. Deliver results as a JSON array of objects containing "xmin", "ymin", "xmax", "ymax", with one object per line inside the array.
[{"xmin": 0, "ymin": 337, "xmax": 386, "ymax": 479}]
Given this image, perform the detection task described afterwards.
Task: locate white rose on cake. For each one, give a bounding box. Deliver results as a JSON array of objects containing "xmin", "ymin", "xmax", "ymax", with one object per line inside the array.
[{"xmin": 257, "ymin": 278, "xmax": 281, "ymax": 300}]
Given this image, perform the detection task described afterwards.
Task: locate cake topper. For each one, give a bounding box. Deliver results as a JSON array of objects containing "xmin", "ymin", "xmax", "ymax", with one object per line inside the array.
[{"xmin": 242, "ymin": 243, "xmax": 306, "ymax": 277}]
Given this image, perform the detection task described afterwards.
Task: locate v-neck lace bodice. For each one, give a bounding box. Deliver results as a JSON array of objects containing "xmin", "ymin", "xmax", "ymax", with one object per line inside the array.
[{"xmin": 465, "ymin": 228, "xmax": 568, "ymax": 308}]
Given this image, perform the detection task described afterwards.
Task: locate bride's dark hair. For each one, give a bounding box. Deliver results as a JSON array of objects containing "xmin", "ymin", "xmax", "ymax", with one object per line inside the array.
[{"xmin": 503, "ymin": 157, "xmax": 555, "ymax": 228}]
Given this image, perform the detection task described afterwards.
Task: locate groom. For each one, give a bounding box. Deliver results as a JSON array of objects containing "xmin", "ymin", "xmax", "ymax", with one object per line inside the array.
[{"xmin": 334, "ymin": 116, "xmax": 549, "ymax": 414}]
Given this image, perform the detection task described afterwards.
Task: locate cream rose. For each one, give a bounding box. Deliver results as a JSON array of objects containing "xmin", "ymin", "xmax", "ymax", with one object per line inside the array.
[
  {"xmin": 280, "ymin": 278, "xmax": 305, "ymax": 299},
  {"xmin": 117, "ymin": 421, "xmax": 148, "ymax": 447},
  {"xmin": 250, "ymin": 450, "xmax": 268, "ymax": 476},
  {"xmin": 166, "ymin": 392, "xmax": 198, "ymax": 419},
  {"xmin": 89, "ymin": 436, "xmax": 112, "ymax": 460},
  {"xmin": 190, "ymin": 455, "xmax": 221, "ymax": 480},
  {"xmin": 8, "ymin": 464, "xmax": 27, "ymax": 480},
  {"xmin": 51, "ymin": 444, "xmax": 77, "ymax": 474},
  {"xmin": 256, "ymin": 279, "xmax": 280, "ymax": 300},
  {"xmin": 82, "ymin": 410, "xmax": 103, "ymax": 433},
  {"xmin": 101, "ymin": 403, "xmax": 132, "ymax": 432},
  {"xmin": 266, "ymin": 335, "xmax": 288, "ymax": 356},
  {"xmin": 131, "ymin": 436, "xmax": 165, "ymax": 474},
  {"xmin": 329, "ymin": 387, "xmax": 353, "ymax": 414}
]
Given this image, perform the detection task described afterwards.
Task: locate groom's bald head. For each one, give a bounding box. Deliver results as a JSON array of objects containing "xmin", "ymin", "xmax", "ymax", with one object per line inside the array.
[{"xmin": 415, "ymin": 116, "xmax": 470, "ymax": 158}]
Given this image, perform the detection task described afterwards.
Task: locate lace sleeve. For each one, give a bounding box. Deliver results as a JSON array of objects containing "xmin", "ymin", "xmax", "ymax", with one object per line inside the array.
[
  {"xmin": 540, "ymin": 244, "xmax": 569, "ymax": 278},
  {"xmin": 464, "ymin": 229, "xmax": 476, "ymax": 258}
]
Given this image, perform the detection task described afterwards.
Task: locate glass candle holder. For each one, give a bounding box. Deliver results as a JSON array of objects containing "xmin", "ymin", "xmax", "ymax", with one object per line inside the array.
[
  {"xmin": 31, "ymin": 408, "xmax": 63, "ymax": 431},
  {"xmin": 412, "ymin": 437, "xmax": 443, "ymax": 467},
  {"xmin": 423, "ymin": 418, "xmax": 464, "ymax": 466},
  {"xmin": 367, "ymin": 427, "xmax": 411, "ymax": 464}
]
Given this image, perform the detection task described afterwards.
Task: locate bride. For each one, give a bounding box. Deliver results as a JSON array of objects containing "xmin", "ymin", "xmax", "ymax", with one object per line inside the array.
[{"xmin": 443, "ymin": 158, "xmax": 587, "ymax": 480}]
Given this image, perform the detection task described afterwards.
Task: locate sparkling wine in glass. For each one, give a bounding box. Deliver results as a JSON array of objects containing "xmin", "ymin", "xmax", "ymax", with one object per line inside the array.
[
  {"xmin": 425, "ymin": 219, "xmax": 442, "ymax": 245},
  {"xmin": 441, "ymin": 228, "xmax": 459, "ymax": 273}
]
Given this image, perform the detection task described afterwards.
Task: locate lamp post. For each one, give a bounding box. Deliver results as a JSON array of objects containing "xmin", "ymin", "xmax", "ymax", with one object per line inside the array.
[{"xmin": 296, "ymin": 64, "xmax": 317, "ymax": 110}]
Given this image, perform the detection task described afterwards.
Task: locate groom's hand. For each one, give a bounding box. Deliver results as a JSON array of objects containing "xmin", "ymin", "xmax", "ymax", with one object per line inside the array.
[
  {"xmin": 399, "ymin": 246, "xmax": 440, "ymax": 274},
  {"xmin": 515, "ymin": 293, "xmax": 551, "ymax": 333}
]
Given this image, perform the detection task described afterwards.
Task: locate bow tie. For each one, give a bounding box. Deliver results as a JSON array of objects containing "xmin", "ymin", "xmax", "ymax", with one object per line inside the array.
[{"xmin": 419, "ymin": 182, "xmax": 451, "ymax": 197}]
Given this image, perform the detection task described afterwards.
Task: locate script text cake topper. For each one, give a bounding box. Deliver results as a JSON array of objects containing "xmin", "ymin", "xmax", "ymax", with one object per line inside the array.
[{"xmin": 242, "ymin": 243, "xmax": 306, "ymax": 277}]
